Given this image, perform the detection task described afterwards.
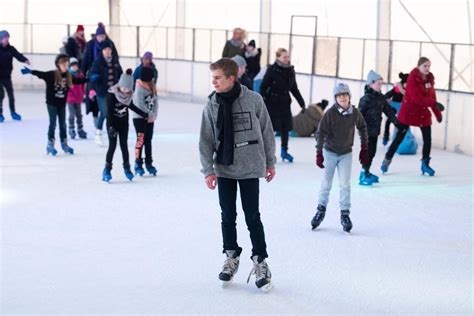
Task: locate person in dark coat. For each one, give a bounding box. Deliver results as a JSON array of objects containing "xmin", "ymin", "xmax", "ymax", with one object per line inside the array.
[
  {"xmin": 222, "ymin": 28, "xmax": 246, "ymax": 58},
  {"xmin": 244, "ymin": 40, "xmax": 261, "ymax": 80},
  {"xmin": 381, "ymin": 57, "xmax": 442, "ymax": 176},
  {"xmin": 81, "ymin": 23, "xmax": 119, "ymax": 75},
  {"xmin": 358, "ymin": 70, "xmax": 399, "ymax": 185},
  {"xmin": 383, "ymin": 72, "xmax": 408, "ymax": 145},
  {"xmin": 232, "ymin": 55, "xmax": 253, "ymax": 90},
  {"xmin": 65, "ymin": 25, "xmax": 87, "ymax": 64},
  {"xmin": 132, "ymin": 51, "xmax": 158, "ymax": 88},
  {"xmin": 260, "ymin": 48, "xmax": 306, "ymax": 162},
  {"xmin": 89, "ymin": 40, "xmax": 123, "ymax": 146},
  {"xmin": 0, "ymin": 30, "xmax": 30, "ymax": 122}
]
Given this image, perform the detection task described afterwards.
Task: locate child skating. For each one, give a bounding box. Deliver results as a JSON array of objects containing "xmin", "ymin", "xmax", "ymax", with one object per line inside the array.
[
  {"xmin": 199, "ymin": 58, "xmax": 276, "ymax": 292},
  {"xmin": 21, "ymin": 54, "xmax": 87, "ymax": 155},
  {"xmin": 357, "ymin": 70, "xmax": 399, "ymax": 185},
  {"xmin": 66, "ymin": 57, "xmax": 87, "ymax": 139},
  {"xmin": 102, "ymin": 69, "xmax": 149, "ymax": 182},
  {"xmin": 312, "ymin": 83, "xmax": 369, "ymax": 233},
  {"xmin": 132, "ymin": 67, "xmax": 158, "ymax": 176}
]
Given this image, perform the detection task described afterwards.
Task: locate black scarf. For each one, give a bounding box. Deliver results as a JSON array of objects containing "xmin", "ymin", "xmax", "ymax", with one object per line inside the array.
[{"xmin": 216, "ymin": 83, "xmax": 241, "ymax": 166}]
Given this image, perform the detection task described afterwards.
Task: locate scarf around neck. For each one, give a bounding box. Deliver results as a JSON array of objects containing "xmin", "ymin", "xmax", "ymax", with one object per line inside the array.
[
  {"xmin": 275, "ymin": 59, "xmax": 292, "ymax": 68},
  {"xmin": 215, "ymin": 83, "xmax": 242, "ymax": 166},
  {"xmin": 109, "ymin": 84, "xmax": 133, "ymax": 105}
]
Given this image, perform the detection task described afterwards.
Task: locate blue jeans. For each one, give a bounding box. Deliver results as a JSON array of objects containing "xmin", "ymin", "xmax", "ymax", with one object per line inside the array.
[
  {"xmin": 318, "ymin": 149, "xmax": 352, "ymax": 210},
  {"xmin": 96, "ymin": 95, "xmax": 108, "ymax": 130},
  {"xmin": 46, "ymin": 104, "xmax": 66, "ymax": 141}
]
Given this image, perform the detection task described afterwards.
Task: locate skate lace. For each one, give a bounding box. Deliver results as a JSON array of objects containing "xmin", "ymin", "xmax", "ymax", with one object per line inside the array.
[
  {"xmin": 247, "ymin": 261, "xmax": 268, "ymax": 283},
  {"xmin": 222, "ymin": 258, "xmax": 238, "ymax": 275}
]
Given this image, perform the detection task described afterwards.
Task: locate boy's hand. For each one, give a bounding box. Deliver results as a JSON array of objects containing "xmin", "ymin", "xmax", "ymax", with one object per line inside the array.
[
  {"xmin": 316, "ymin": 151, "xmax": 324, "ymax": 168},
  {"xmin": 359, "ymin": 144, "xmax": 369, "ymax": 165},
  {"xmin": 20, "ymin": 66, "xmax": 32, "ymax": 75},
  {"xmin": 147, "ymin": 116, "xmax": 155, "ymax": 123},
  {"xmin": 265, "ymin": 168, "xmax": 276, "ymax": 183},
  {"xmin": 205, "ymin": 175, "xmax": 217, "ymax": 190},
  {"xmin": 25, "ymin": 59, "xmax": 31, "ymax": 65}
]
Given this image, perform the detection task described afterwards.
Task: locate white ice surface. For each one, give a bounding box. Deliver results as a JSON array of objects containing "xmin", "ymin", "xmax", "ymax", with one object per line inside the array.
[{"xmin": 1, "ymin": 91, "xmax": 472, "ymax": 315}]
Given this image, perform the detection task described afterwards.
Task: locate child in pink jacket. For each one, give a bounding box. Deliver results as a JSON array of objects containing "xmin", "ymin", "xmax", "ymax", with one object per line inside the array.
[{"xmin": 67, "ymin": 57, "xmax": 87, "ymax": 139}]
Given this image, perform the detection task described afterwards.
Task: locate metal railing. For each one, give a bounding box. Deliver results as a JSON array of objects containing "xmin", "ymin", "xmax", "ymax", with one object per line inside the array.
[{"xmin": 2, "ymin": 22, "xmax": 473, "ymax": 94}]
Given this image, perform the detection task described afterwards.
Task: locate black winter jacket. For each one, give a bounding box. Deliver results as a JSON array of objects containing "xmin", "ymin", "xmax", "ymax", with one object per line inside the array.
[
  {"xmin": 89, "ymin": 55, "xmax": 122, "ymax": 97},
  {"xmin": 0, "ymin": 44, "xmax": 28, "ymax": 79},
  {"xmin": 358, "ymin": 86, "xmax": 398, "ymax": 137}
]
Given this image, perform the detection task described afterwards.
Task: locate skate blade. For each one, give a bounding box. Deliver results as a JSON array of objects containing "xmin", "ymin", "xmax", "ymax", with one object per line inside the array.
[
  {"xmin": 260, "ymin": 282, "xmax": 274, "ymax": 293},
  {"xmin": 221, "ymin": 279, "xmax": 233, "ymax": 288}
]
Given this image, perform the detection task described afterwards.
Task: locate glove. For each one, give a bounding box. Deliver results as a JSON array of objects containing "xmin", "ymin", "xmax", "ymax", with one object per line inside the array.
[
  {"xmin": 90, "ymin": 74, "xmax": 100, "ymax": 82},
  {"xmin": 21, "ymin": 67, "xmax": 32, "ymax": 75},
  {"xmin": 301, "ymin": 106, "xmax": 306, "ymax": 113},
  {"xmin": 436, "ymin": 112, "xmax": 443, "ymax": 123},
  {"xmin": 316, "ymin": 151, "xmax": 324, "ymax": 169},
  {"xmin": 359, "ymin": 144, "xmax": 369, "ymax": 166},
  {"xmin": 88, "ymin": 89, "xmax": 97, "ymax": 100}
]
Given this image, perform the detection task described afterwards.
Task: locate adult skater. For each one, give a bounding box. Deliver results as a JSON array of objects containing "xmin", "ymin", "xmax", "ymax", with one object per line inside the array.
[
  {"xmin": 358, "ymin": 70, "xmax": 399, "ymax": 185},
  {"xmin": 222, "ymin": 28, "xmax": 246, "ymax": 58},
  {"xmin": 89, "ymin": 40, "xmax": 123, "ymax": 146},
  {"xmin": 381, "ymin": 57, "xmax": 442, "ymax": 176},
  {"xmin": 21, "ymin": 54, "xmax": 88, "ymax": 155},
  {"xmin": 199, "ymin": 58, "xmax": 276, "ymax": 292},
  {"xmin": 260, "ymin": 48, "xmax": 306, "ymax": 162},
  {"xmin": 312, "ymin": 83, "xmax": 369, "ymax": 233},
  {"xmin": 0, "ymin": 30, "xmax": 30, "ymax": 122},
  {"xmin": 81, "ymin": 23, "xmax": 119, "ymax": 75},
  {"xmin": 65, "ymin": 25, "xmax": 87, "ymax": 63}
]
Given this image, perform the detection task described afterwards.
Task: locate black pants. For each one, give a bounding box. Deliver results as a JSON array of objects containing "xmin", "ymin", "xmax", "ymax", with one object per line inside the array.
[
  {"xmin": 106, "ymin": 121, "xmax": 130, "ymax": 168},
  {"xmin": 281, "ymin": 127, "xmax": 289, "ymax": 150},
  {"xmin": 133, "ymin": 118, "xmax": 154, "ymax": 165},
  {"xmin": 217, "ymin": 177, "xmax": 268, "ymax": 258},
  {"xmin": 386, "ymin": 124, "xmax": 432, "ymax": 160},
  {"xmin": 0, "ymin": 78, "xmax": 16, "ymax": 115},
  {"xmin": 46, "ymin": 104, "xmax": 66, "ymax": 141},
  {"xmin": 363, "ymin": 136, "xmax": 378, "ymax": 171}
]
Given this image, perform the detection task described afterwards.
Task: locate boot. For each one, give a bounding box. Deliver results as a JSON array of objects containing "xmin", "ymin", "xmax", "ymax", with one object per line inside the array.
[
  {"xmin": 247, "ymin": 256, "xmax": 273, "ymax": 292},
  {"xmin": 421, "ymin": 157, "xmax": 435, "ymax": 176},
  {"xmin": 145, "ymin": 163, "xmax": 157, "ymax": 176},
  {"xmin": 134, "ymin": 160, "xmax": 145, "ymax": 176},
  {"xmin": 102, "ymin": 163, "xmax": 112, "ymax": 182},
  {"xmin": 11, "ymin": 112, "xmax": 22, "ymax": 121},
  {"xmin": 46, "ymin": 138, "xmax": 58, "ymax": 156},
  {"xmin": 69, "ymin": 128, "xmax": 76, "ymax": 139},
  {"xmin": 381, "ymin": 158, "xmax": 392, "ymax": 174},
  {"xmin": 61, "ymin": 139, "xmax": 74, "ymax": 154},
  {"xmin": 219, "ymin": 247, "xmax": 242, "ymax": 285},
  {"xmin": 78, "ymin": 129, "xmax": 87, "ymax": 139},
  {"xmin": 341, "ymin": 210, "xmax": 353, "ymax": 233},
  {"xmin": 359, "ymin": 170, "xmax": 375, "ymax": 186},
  {"xmin": 311, "ymin": 205, "xmax": 326, "ymax": 230},
  {"xmin": 124, "ymin": 165, "xmax": 134, "ymax": 181},
  {"xmin": 280, "ymin": 148, "xmax": 294, "ymax": 163}
]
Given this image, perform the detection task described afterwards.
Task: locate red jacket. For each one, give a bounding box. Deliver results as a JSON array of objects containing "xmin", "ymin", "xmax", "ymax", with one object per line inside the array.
[
  {"xmin": 66, "ymin": 71, "xmax": 86, "ymax": 104},
  {"xmin": 397, "ymin": 67, "xmax": 442, "ymax": 127}
]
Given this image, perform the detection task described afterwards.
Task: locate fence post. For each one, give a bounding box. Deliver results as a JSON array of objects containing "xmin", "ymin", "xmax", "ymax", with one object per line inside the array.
[
  {"xmin": 335, "ymin": 37, "xmax": 341, "ymax": 78},
  {"xmin": 136, "ymin": 26, "xmax": 140, "ymax": 58},
  {"xmin": 192, "ymin": 28, "xmax": 196, "ymax": 61},
  {"xmin": 387, "ymin": 40, "xmax": 393, "ymax": 83},
  {"xmin": 443, "ymin": 44, "xmax": 456, "ymax": 151},
  {"xmin": 361, "ymin": 39, "xmax": 366, "ymax": 80},
  {"xmin": 67, "ymin": 24, "xmax": 71, "ymax": 37}
]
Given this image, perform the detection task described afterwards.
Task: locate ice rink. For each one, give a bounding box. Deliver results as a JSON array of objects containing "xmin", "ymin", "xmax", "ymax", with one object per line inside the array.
[{"xmin": 1, "ymin": 91, "xmax": 472, "ymax": 315}]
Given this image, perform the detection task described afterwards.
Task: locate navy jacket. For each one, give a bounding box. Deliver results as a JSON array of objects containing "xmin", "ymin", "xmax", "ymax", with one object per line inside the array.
[
  {"xmin": 89, "ymin": 55, "xmax": 122, "ymax": 97},
  {"xmin": 81, "ymin": 37, "xmax": 119, "ymax": 75},
  {"xmin": 0, "ymin": 44, "xmax": 28, "ymax": 79}
]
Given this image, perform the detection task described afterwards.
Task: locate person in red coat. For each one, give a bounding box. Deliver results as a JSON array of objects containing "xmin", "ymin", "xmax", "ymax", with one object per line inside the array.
[{"xmin": 381, "ymin": 57, "xmax": 442, "ymax": 176}]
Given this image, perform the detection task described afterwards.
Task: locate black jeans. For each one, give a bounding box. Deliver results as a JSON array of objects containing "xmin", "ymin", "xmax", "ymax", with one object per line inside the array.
[
  {"xmin": 281, "ymin": 127, "xmax": 289, "ymax": 150},
  {"xmin": 106, "ymin": 121, "xmax": 130, "ymax": 168},
  {"xmin": 0, "ymin": 78, "xmax": 16, "ymax": 115},
  {"xmin": 363, "ymin": 136, "xmax": 378, "ymax": 171},
  {"xmin": 217, "ymin": 177, "xmax": 268, "ymax": 258},
  {"xmin": 46, "ymin": 104, "xmax": 66, "ymax": 141},
  {"xmin": 386, "ymin": 124, "xmax": 432, "ymax": 160},
  {"xmin": 133, "ymin": 118, "xmax": 154, "ymax": 165}
]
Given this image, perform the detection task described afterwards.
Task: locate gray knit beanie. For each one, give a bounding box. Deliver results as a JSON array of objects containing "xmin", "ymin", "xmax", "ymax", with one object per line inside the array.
[
  {"xmin": 232, "ymin": 55, "xmax": 247, "ymax": 67},
  {"xmin": 117, "ymin": 69, "xmax": 134, "ymax": 90},
  {"xmin": 366, "ymin": 70, "xmax": 383, "ymax": 85},
  {"xmin": 333, "ymin": 82, "xmax": 352, "ymax": 99}
]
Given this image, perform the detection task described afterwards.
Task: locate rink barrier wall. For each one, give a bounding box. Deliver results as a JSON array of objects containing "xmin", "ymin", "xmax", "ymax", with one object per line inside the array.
[{"xmin": 11, "ymin": 54, "xmax": 473, "ymax": 156}]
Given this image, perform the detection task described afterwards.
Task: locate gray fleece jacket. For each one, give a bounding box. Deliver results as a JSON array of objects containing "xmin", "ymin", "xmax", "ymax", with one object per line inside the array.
[
  {"xmin": 199, "ymin": 85, "xmax": 276, "ymax": 179},
  {"xmin": 132, "ymin": 84, "xmax": 158, "ymax": 119}
]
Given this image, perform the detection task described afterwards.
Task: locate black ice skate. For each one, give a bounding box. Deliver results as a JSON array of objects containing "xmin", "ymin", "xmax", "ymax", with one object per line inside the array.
[
  {"xmin": 219, "ymin": 247, "xmax": 242, "ymax": 287},
  {"xmin": 247, "ymin": 255, "xmax": 273, "ymax": 293},
  {"xmin": 341, "ymin": 210, "xmax": 353, "ymax": 233},
  {"xmin": 311, "ymin": 205, "xmax": 326, "ymax": 230}
]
